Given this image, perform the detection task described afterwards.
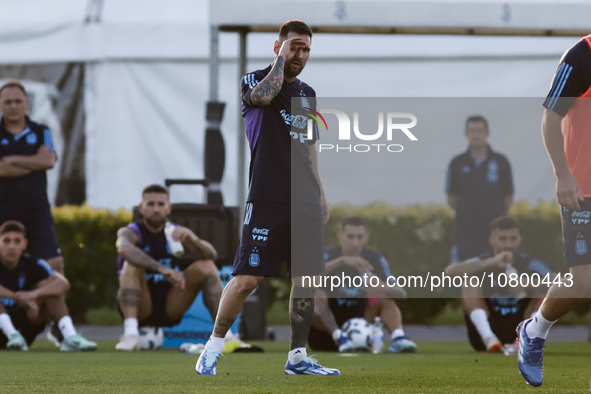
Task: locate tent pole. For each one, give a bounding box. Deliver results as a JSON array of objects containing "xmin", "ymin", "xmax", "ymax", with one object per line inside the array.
[
  {"xmin": 237, "ymin": 30, "xmax": 247, "ymax": 211},
  {"xmin": 209, "ymin": 25, "xmax": 219, "ymax": 102}
]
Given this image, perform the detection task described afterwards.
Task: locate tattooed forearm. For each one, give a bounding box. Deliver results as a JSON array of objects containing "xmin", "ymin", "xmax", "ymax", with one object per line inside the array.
[
  {"xmin": 202, "ymin": 273, "xmax": 222, "ymax": 322},
  {"xmin": 250, "ymin": 56, "xmax": 285, "ymax": 106},
  {"xmin": 183, "ymin": 238, "xmax": 217, "ymax": 261},
  {"xmin": 290, "ymin": 295, "xmax": 315, "ymax": 350},
  {"xmin": 117, "ymin": 227, "xmax": 162, "ymax": 272},
  {"xmin": 120, "ymin": 247, "xmax": 162, "ymax": 272},
  {"xmin": 120, "ymin": 289, "xmax": 141, "ymax": 307}
]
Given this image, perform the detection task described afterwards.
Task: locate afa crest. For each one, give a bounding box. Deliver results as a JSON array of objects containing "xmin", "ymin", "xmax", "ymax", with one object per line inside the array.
[
  {"xmin": 26, "ymin": 133, "xmax": 37, "ymax": 145},
  {"xmin": 249, "ymin": 253, "xmax": 260, "ymax": 267}
]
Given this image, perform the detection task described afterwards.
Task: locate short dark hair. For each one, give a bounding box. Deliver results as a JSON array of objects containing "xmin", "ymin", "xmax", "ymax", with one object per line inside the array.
[
  {"xmin": 142, "ymin": 184, "xmax": 169, "ymax": 197},
  {"xmin": 279, "ymin": 20, "xmax": 313, "ymax": 40},
  {"xmin": 465, "ymin": 115, "xmax": 489, "ymax": 133},
  {"xmin": 0, "ymin": 220, "xmax": 26, "ymax": 236},
  {"xmin": 341, "ymin": 216, "xmax": 367, "ymax": 231},
  {"xmin": 0, "ymin": 80, "xmax": 27, "ymax": 97},
  {"xmin": 490, "ymin": 216, "xmax": 519, "ymax": 232}
]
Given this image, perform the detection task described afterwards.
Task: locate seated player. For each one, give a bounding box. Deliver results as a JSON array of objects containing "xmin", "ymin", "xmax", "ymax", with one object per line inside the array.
[
  {"xmin": 115, "ymin": 184, "xmax": 226, "ymax": 350},
  {"xmin": 0, "ymin": 220, "xmax": 97, "ymax": 351},
  {"xmin": 308, "ymin": 216, "xmax": 417, "ymax": 353},
  {"xmin": 445, "ymin": 216, "xmax": 551, "ymax": 352}
]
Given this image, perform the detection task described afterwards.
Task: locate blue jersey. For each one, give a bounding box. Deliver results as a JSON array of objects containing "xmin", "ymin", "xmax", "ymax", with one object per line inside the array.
[
  {"xmin": 117, "ymin": 221, "xmax": 183, "ymax": 282},
  {"xmin": 0, "ymin": 254, "xmax": 54, "ymax": 312},
  {"xmin": 0, "ymin": 117, "xmax": 56, "ymax": 213},
  {"xmin": 241, "ymin": 65, "xmax": 320, "ymax": 204},
  {"xmin": 446, "ymin": 145, "xmax": 513, "ymax": 259},
  {"xmin": 322, "ymin": 246, "xmax": 393, "ymax": 325},
  {"xmin": 473, "ymin": 251, "xmax": 551, "ymax": 318}
]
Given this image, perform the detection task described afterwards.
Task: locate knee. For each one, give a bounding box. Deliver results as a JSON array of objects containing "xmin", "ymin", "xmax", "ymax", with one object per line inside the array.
[
  {"xmin": 120, "ymin": 262, "xmax": 144, "ymax": 280},
  {"xmin": 186, "ymin": 259, "xmax": 218, "ymax": 278},
  {"xmin": 232, "ymin": 275, "xmax": 262, "ymax": 294}
]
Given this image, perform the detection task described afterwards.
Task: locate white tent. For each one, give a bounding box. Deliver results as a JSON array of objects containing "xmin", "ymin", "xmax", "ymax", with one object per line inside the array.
[{"xmin": 0, "ymin": 0, "xmax": 587, "ymax": 209}]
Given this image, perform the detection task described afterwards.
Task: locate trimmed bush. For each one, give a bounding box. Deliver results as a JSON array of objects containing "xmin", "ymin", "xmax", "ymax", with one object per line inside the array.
[
  {"xmin": 52, "ymin": 205, "xmax": 131, "ymax": 322},
  {"xmin": 52, "ymin": 202, "xmax": 574, "ymax": 323}
]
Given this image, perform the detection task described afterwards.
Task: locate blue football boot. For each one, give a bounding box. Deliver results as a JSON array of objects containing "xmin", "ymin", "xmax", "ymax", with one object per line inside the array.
[
  {"xmin": 285, "ymin": 356, "xmax": 340, "ymax": 375},
  {"xmin": 196, "ymin": 347, "xmax": 223, "ymax": 375},
  {"xmin": 517, "ymin": 319, "xmax": 545, "ymax": 387}
]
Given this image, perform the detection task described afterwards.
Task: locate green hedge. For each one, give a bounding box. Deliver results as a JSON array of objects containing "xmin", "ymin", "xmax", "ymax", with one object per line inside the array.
[
  {"xmin": 53, "ymin": 205, "xmax": 131, "ymax": 322},
  {"xmin": 51, "ymin": 201, "xmax": 576, "ymax": 323}
]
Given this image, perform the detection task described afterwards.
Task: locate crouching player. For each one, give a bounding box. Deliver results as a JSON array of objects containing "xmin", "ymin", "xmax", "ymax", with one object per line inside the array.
[
  {"xmin": 445, "ymin": 216, "xmax": 551, "ymax": 352},
  {"xmin": 115, "ymin": 184, "xmax": 224, "ymax": 351},
  {"xmin": 309, "ymin": 216, "xmax": 416, "ymax": 353},
  {"xmin": 0, "ymin": 220, "xmax": 97, "ymax": 351}
]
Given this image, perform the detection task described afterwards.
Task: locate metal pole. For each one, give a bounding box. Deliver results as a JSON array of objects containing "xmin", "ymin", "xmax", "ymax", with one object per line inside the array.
[
  {"xmin": 237, "ymin": 30, "xmax": 247, "ymax": 210},
  {"xmin": 209, "ymin": 25, "xmax": 219, "ymax": 102}
]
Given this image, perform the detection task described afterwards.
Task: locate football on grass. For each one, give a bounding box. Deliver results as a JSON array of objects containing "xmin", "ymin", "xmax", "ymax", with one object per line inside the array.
[{"xmin": 139, "ymin": 327, "xmax": 163, "ymax": 350}]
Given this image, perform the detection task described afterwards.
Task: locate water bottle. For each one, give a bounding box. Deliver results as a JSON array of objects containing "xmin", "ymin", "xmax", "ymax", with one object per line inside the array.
[
  {"xmin": 371, "ymin": 317, "xmax": 384, "ymax": 354},
  {"xmin": 164, "ymin": 222, "xmax": 184, "ymax": 256}
]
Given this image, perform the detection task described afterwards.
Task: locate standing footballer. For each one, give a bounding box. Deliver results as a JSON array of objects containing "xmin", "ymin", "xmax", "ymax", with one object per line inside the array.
[
  {"xmin": 517, "ymin": 34, "xmax": 591, "ymax": 387},
  {"xmin": 196, "ymin": 20, "xmax": 339, "ymax": 376}
]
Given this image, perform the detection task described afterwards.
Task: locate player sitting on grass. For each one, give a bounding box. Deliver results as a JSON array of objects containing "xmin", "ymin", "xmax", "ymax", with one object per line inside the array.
[
  {"xmin": 0, "ymin": 220, "xmax": 97, "ymax": 351},
  {"xmin": 115, "ymin": 184, "xmax": 229, "ymax": 351},
  {"xmin": 445, "ymin": 216, "xmax": 551, "ymax": 353},
  {"xmin": 309, "ymin": 216, "xmax": 416, "ymax": 353}
]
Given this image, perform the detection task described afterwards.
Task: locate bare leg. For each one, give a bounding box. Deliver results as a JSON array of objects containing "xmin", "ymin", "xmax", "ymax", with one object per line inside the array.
[
  {"xmin": 311, "ymin": 289, "xmax": 339, "ymax": 334},
  {"xmin": 290, "ymin": 276, "xmax": 316, "ymax": 350},
  {"xmin": 462, "ymin": 285, "xmax": 490, "ymax": 315},
  {"xmin": 211, "ymin": 275, "xmax": 263, "ymax": 338},
  {"xmin": 166, "ymin": 260, "xmax": 222, "ymax": 323},
  {"xmin": 364, "ymin": 298, "xmax": 402, "ymax": 332},
  {"xmin": 117, "ymin": 262, "xmax": 152, "ymax": 322},
  {"xmin": 538, "ymin": 265, "xmax": 591, "ymax": 321}
]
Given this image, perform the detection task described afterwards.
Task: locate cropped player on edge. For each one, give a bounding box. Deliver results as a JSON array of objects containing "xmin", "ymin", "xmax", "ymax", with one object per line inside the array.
[
  {"xmin": 0, "ymin": 221, "xmax": 96, "ymax": 351},
  {"xmin": 517, "ymin": 34, "xmax": 591, "ymax": 388}
]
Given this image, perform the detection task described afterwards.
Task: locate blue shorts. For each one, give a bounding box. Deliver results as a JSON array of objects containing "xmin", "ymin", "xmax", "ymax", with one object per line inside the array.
[
  {"xmin": 232, "ymin": 202, "xmax": 325, "ymax": 278},
  {"xmin": 0, "ymin": 208, "xmax": 61, "ymax": 260},
  {"xmin": 561, "ymin": 199, "xmax": 591, "ymax": 267},
  {"xmin": 116, "ymin": 279, "xmax": 182, "ymax": 328}
]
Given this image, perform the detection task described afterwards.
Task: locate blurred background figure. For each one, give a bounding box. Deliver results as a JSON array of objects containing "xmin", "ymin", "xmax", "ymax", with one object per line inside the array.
[
  {"xmin": 446, "ymin": 216, "xmax": 551, "ymax": 353},
  {"xmin": 308, "ymin": 216, "xmax": 415, "ymax": 354},
  {"xmin": 446, "ymin": 115, "xmax": 514, "ymax": 264}
]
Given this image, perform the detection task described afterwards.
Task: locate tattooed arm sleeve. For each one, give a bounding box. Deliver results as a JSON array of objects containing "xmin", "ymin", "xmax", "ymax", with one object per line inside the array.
[
  {"xmin": 249, "ymin": 56, "xmax": 285, "ymax": 106},
  {"xmin": 116, "ymin": 227, "xmax": 162, "ymax": 272}
]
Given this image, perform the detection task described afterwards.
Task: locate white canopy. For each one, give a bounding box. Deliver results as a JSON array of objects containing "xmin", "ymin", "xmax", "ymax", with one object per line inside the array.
[{"xmin": 0, "ymin": 0, "xmax": 585, "ymax": 209}]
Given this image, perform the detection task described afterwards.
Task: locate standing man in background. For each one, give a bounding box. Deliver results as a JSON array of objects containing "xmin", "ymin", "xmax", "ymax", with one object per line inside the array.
[
  {"xmin": 0, "ymin": 80, "xmax": 65, "ymax": 345},
  {"xmin": 446, "ymin": 115, "xmax": 514, "ymax": 263}
]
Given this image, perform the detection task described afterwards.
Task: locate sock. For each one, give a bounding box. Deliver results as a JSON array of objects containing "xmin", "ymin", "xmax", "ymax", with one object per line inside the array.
[
  {"xmin": 123, "ymin": 318, "xmax": 139, "ymax": 337},
  {"xmin": 288, "ymin": 347, "xmax": 307, "ymax": 364},
  {"xmin": 530, "ymin": 311, "xmax": 538, "ymax": 319},
  {"xmin": 391, "ymin": 328, "xmax": 405, "ymax": 340},
  {"xmin": 470, "ymin": 309, "xmax": 495, "ymax": 341},
  {"xmin": 0, "ymin": 313, "xmax": 18, "ymax": 337},
  {"xmin": 205, "ymin": 335, "xmax": 225, "ymax": 352},
  {"xmin": 332, "ymin": 329, "xmax": 342, "ymax": 343},
  {"xmin": 58, "ymin": 316, "xmax": 76, "ymax": 339},
  {"xmin": 525, "ymin": 310, "xmax": 556, "ymax": 339}
]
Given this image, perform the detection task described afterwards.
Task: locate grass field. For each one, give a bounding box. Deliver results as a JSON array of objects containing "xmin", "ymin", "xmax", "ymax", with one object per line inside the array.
[{"xmin": 1, "ymin": 340, "xmax": 590, "ymax": 393}]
